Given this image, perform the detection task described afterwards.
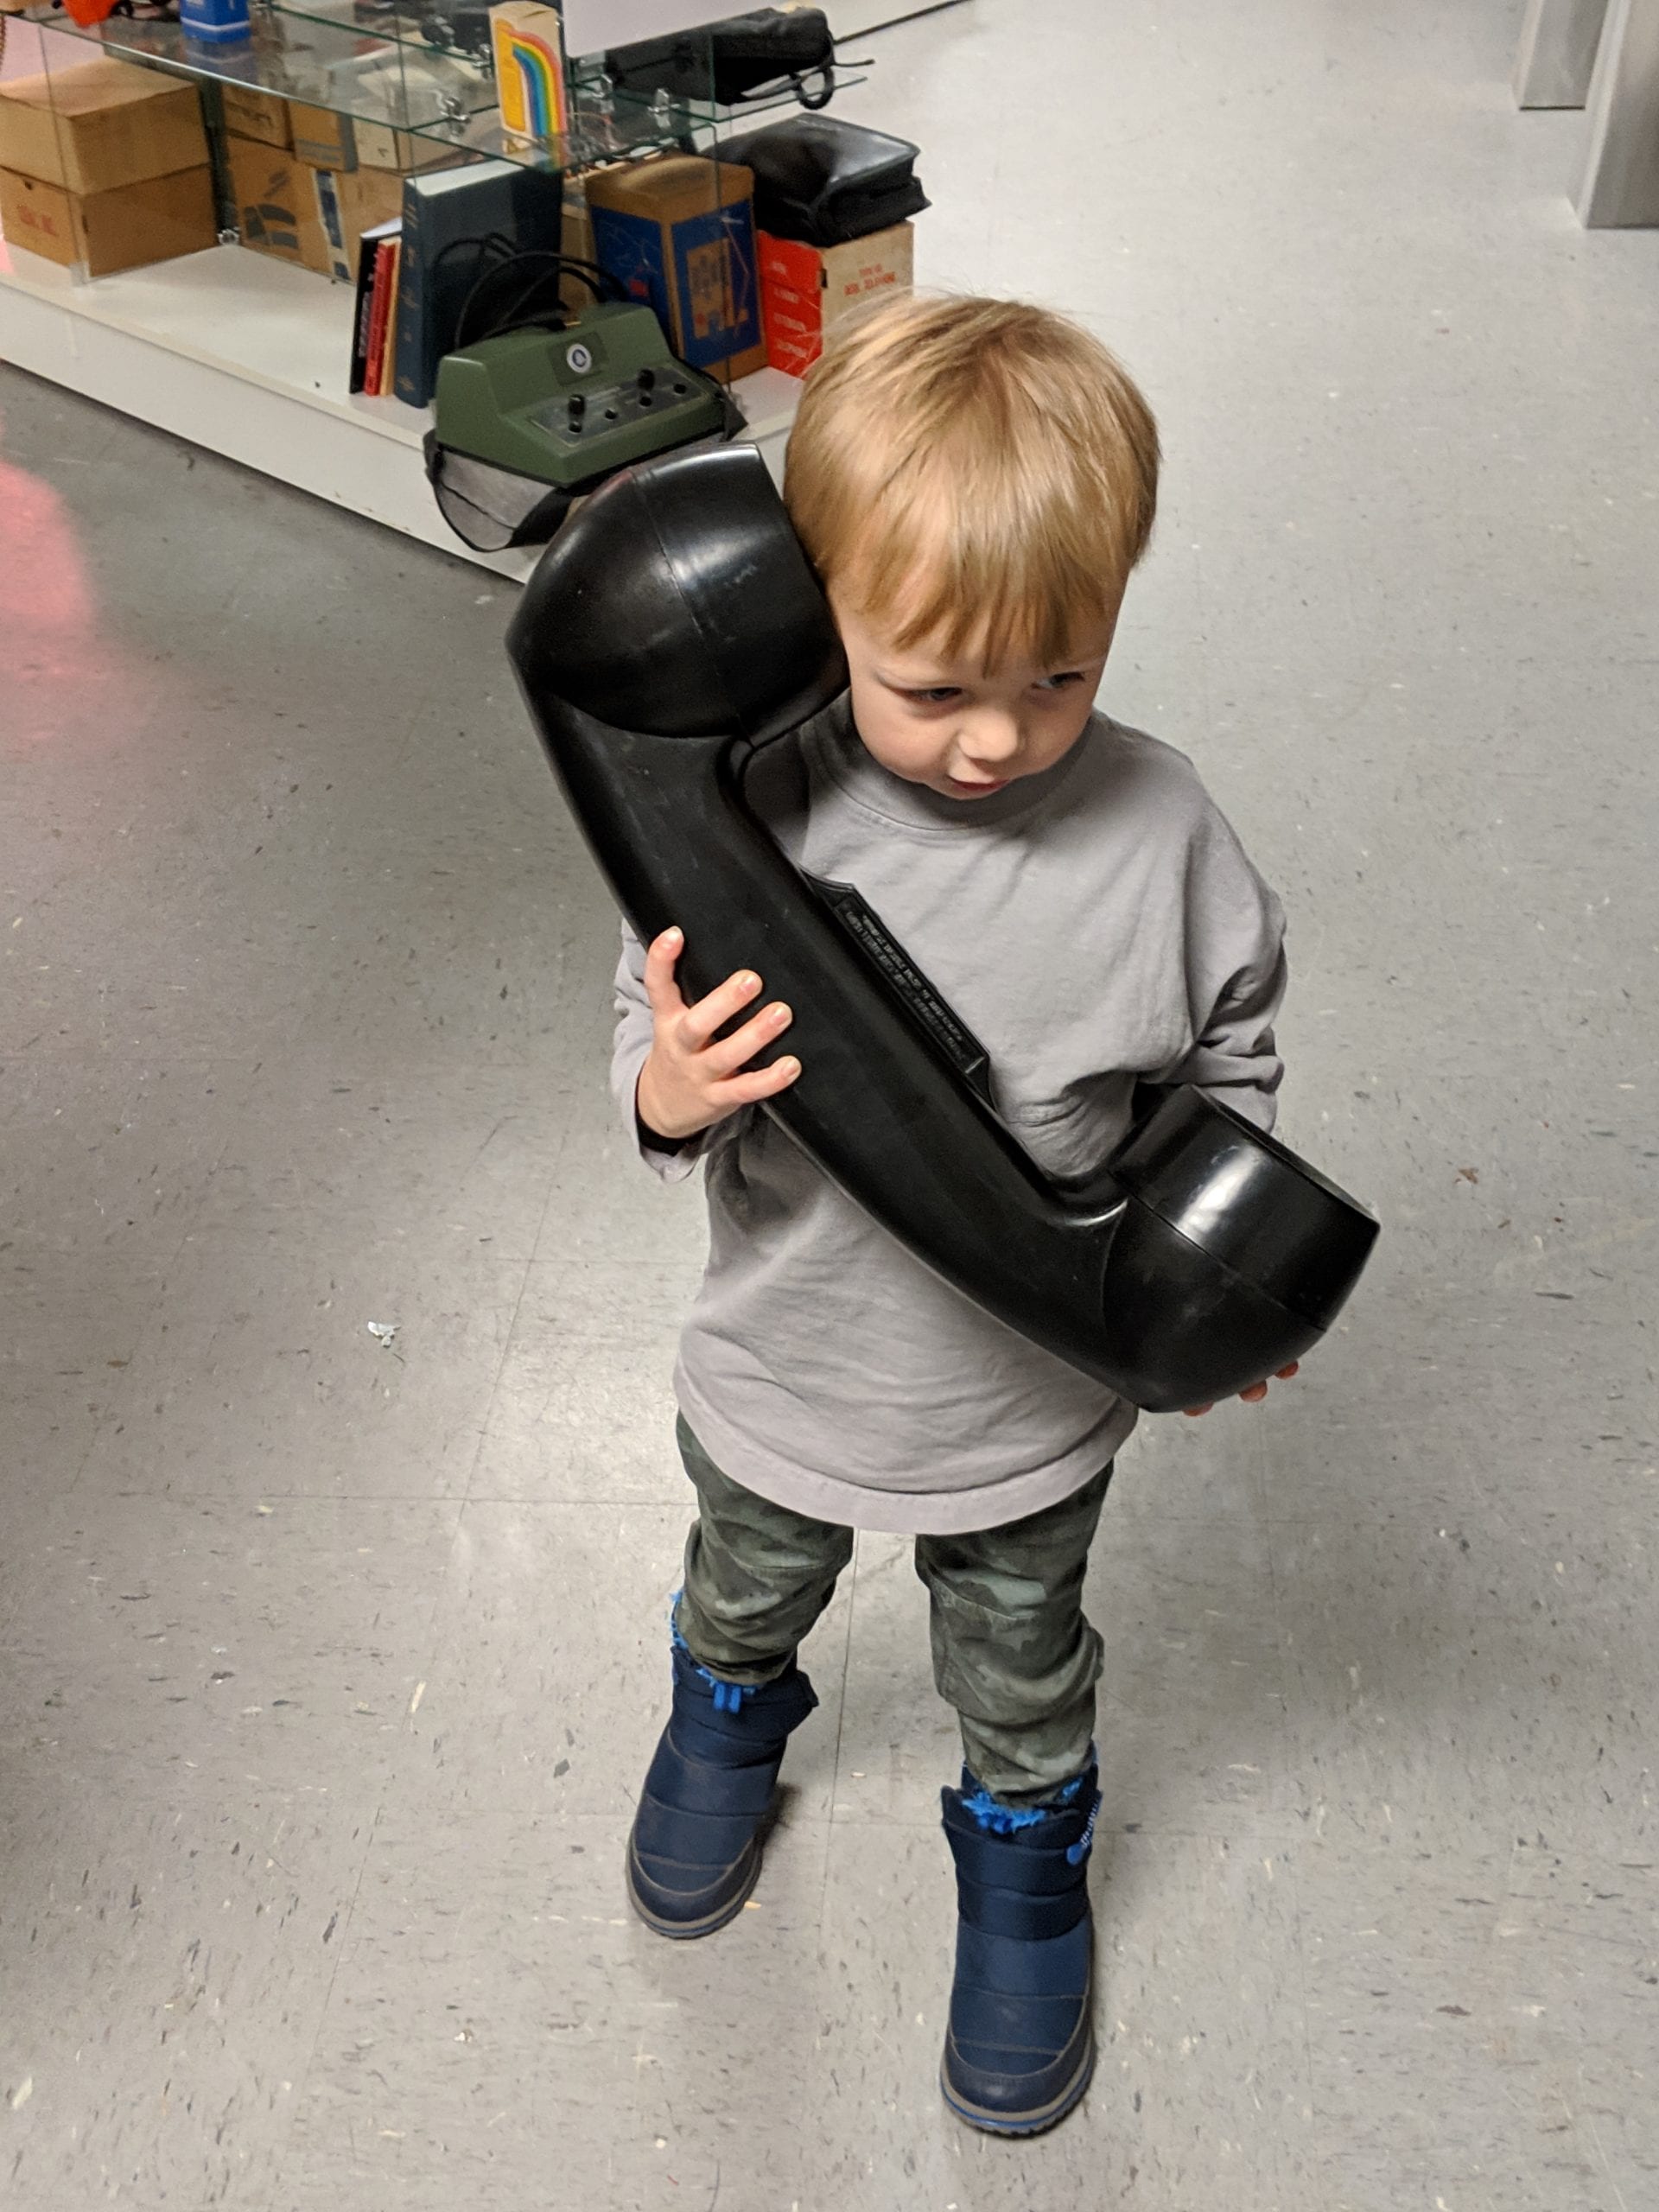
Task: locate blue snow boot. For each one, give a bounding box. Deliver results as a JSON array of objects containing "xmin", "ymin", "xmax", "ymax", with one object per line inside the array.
[
  {"xmin": 938, "ymin": 1762, "xmax": 1102, "ymax": 2134},
  {"xmin": 626, "ymin": 1631, "xmax": 817, "ymax": 1939}
]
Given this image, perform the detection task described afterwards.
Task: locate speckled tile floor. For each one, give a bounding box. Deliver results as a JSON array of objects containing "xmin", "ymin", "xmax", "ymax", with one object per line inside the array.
[{"xmin": 3, "ymin": 3, "xmax": 1657, "ymax": 2207}]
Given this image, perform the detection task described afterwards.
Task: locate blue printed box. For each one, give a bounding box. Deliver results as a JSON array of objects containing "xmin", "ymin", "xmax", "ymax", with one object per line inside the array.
[
  {"xmin": 586, "ymin": 154, "xmax": 764, "ymax": 383},
  {"xmin": 180, "ymin": 0, "xmax": 251, "ymax": 41}
]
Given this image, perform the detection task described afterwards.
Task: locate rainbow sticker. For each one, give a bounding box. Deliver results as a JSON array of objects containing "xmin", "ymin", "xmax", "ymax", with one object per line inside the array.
[{"xmin": 491, "ymin": 3, "xmax": 569, "ymax": 144}]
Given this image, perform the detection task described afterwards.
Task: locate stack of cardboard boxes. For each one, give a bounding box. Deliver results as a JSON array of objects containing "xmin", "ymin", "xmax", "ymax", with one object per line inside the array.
[
  {"xmin": 223, "ymin": 92, "xmax": 454, "ymax": 285},
  {"xmin": 0, "ymin": 57, "xmax": 218, "ymax": 278},
  {"xmin": 0, "ymin": 53, "xmax": 454, "ymax": 289},
  {"xmin": 571, "ymin": 147, "xmax": 917, "ymax": 385}
]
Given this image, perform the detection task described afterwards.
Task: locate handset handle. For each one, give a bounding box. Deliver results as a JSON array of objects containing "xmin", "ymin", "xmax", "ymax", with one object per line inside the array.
[{"xmin": 539, "ymin": 701, "xmax": 1131, "ymax": 1382}]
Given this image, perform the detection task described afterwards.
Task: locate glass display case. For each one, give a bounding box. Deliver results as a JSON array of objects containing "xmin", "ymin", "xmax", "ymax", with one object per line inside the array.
[
  {"xmin": 16, "ymin": 3, "xmax": 861, "ymax": 198},
  {"xmin": 0, "ymin": 3, "xmax": 851, "ymax": 564}
]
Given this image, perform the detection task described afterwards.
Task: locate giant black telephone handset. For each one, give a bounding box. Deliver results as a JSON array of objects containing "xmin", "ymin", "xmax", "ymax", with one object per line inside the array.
[{"xmin": 507, "ymin": 445, "xmax": 1378, "ymax": 1412}]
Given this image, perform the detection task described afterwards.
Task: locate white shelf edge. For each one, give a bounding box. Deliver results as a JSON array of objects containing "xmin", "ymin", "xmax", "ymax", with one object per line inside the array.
[{"xmin": 0, "ymin": 232, "xmax": 802, "ymax": 578}]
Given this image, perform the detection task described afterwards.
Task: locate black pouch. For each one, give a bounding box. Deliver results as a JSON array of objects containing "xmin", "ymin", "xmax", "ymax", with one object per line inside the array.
[
  {"xmin": 718, "ymin": 113, "xmax": 927, "ymax": 246},
  {"xmin": 607, "ymin": 8, "xmax": 836, "ymax": 112},
  {"xmin": 423, "ymin": 433, "xmax": 574, "ymax": 554}
]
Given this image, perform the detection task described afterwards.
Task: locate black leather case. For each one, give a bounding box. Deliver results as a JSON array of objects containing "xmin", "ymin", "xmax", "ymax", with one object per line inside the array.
[
  {"xmin": 721, "ymin": 113, "xmax": 930, "ymax": 245},
  {"xmin": 606, "ymin": 10, "xmax": 836, "ymax": 109}
]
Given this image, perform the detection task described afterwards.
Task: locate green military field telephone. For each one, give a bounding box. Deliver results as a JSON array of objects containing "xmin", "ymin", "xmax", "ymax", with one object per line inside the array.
[{"xmin": 433, "ymin": 300, "xmax": 732, "ymax": 493}]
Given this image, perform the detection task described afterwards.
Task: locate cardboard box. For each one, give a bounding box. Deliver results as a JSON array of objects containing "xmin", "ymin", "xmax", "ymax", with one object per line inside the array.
[
  {"xmin": 288, "ymin": 101, "xmax": 461, "ymax": 175},
  {"xmin": 312, "ymin": 162, "xmax": 406, "ymax": 283},
  {"xmin": 586, "ymin": 154, "xmax": 765, "ymax": 384},
  {"xmin": 356, "ymin": 121, "xmax": 459, "ymax": 174},
  {"xmin": 226, "ymin": 137, "xmax": 418, "ymax": 283},
  {"xmin": 219, "ymin": 85, "xmax": 290, "ymax": 149},
  {"xmin": 0, "ymin": 162, "xmax": 216, "ymax": 277},
  {"xmin": 556, "ymin": 165, "xmax": 628, "ymax": 311},
  {"xmin": 0, "ymin": 59, "xmax": 208, "ymax": 195},
  {"xmin": 758, "ymin": 220, "xmax": 913, "ymax": 378},
  {"xmin": 226, "ymin": 134, "xmax": 330, "ymax": 275},
  {"xmin": 288, "ymin": 103, "xmax": 354, "ymax": 172},
  {"xmin": 556, "ymin": 171, "xmax": 594, "ymax": 311}
]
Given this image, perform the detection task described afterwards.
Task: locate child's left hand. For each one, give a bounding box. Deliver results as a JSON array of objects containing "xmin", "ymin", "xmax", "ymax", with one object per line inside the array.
[{"xmin": 1182, "ymin": 1362, "xmax": 1300, "ymax": 1417}]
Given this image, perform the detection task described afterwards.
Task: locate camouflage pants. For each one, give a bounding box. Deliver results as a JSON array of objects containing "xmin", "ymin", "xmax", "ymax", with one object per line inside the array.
[{"xmin": 672, "ymin": 1416, "xmax": 1111, "ymax": 1805}]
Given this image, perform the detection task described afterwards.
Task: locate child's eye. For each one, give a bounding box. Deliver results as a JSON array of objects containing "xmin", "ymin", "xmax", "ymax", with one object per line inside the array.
[
  {"xmin": 1036, "ymin": 671, "xmax": 1084, "ymax": 693},
  {"xmin": 906, "ymin": 686, "xmax": 963, "ymax": 705}
]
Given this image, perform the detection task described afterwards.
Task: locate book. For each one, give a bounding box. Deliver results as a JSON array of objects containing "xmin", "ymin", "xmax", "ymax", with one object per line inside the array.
[
  {"xmin": 364, "ymin": 236, "xmax": 397, "ymax": 397},
  {"xmin": 391, "ymin": 157, "xmax": 564, "ymax": 410},
  {"xmin": 350, "ymin": 218, "xmax": 400, "ymax": 395},
  {"xmin": 377, "ymin": 239, "xmax": 403, "ymax": 399}
]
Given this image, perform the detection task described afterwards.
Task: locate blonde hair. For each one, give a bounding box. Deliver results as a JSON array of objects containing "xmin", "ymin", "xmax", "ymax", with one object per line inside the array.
[{"xmin": 784, "ymin": 293, "xmax": 1160, "ymax": 671}]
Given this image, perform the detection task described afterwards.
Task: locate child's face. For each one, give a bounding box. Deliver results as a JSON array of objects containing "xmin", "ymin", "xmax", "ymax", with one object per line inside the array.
[{"xmin": 830, "ymin": 592, "xmax": 1122, "ymax": 802}]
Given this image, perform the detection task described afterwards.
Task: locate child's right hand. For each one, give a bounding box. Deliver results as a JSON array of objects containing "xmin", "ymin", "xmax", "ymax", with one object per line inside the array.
[{"xmin": 636, "ymin": 925, "xmax": 801, "ymax": 1143}]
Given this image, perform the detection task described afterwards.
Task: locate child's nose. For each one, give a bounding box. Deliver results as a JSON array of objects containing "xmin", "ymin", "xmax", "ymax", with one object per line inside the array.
[{"xmin": 962, "ymin": 712, "xmax": 1022, "ymax": 763}]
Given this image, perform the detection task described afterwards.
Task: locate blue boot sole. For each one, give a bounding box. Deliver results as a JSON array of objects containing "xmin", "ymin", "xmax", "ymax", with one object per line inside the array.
[
  {"xmin": 625, "ymin": 1829, "xmax": 763, "ymax": 1940},
  {"xmin": 939, "ymin": 2019, "xmax": 1096, "ymax": 2136}
]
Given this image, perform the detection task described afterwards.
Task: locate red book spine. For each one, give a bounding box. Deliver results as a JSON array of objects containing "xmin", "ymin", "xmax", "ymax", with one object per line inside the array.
[
  {"xmin": 364, "ymin": 240, "xmax": 395, "ymax": 398},
  {"xmin": 377, "ymin": 242, "xmax": 402, "ymax": 398}
]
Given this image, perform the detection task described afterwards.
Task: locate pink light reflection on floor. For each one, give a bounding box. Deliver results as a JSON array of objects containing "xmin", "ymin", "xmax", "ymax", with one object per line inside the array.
[{"xmin": 0, "ymin": 416, "xmax": 129, "ymax": 715}]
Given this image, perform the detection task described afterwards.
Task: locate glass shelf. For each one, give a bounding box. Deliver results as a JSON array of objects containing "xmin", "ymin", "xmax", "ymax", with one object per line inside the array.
[
  {"xmin": 564, "ymin": 47, "xmax": 867, "ymax": 163},
  {"xmin": 23, "ymin": 2, "xmax": 506, "ymax": 154},
  {"xmin": 265, "ymin": 0, "xmax": 495, "ymax": 77},
  {"xmin": 23, "ymin": 3, "xmax": 864, "ymax": 168}
]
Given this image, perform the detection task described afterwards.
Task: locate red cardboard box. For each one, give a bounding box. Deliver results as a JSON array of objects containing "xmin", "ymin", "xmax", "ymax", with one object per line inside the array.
[{"xmin": 758, "ymin": 219, "xmax": 913, "ymax": 377}]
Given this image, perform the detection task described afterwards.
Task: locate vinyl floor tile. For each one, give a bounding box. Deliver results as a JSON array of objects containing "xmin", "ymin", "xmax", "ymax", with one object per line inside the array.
[
  {"xmin": 278, "ymin": 1805, "xmax": 830, "ymax": 2212},
  {"xmin": 72, "ymin": 1229, "xmax": 529, "ymax": 1502},
  {"xmin": 0, "ymin": 1747, "xmax": 361, "ymax": 2212},
  {"xmin": 404, "ymin": 1499, "xmax": 852, "ymax": 1821},
  {"xmin": 0, "ymin": 1487, "xmax": 460, "ymax": 1807}
]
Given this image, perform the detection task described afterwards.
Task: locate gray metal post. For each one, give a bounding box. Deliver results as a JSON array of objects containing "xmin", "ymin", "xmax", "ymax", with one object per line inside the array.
[
  {"xmin": 1578, "ymin": 0, "xmax": 1659, "ymax": 224},
  {"xmin": 1513, "ymin": 0, "xmax": 1611, "ymax": 106}
]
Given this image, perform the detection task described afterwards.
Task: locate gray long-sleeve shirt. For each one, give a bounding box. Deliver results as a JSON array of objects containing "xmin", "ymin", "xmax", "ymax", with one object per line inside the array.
[{"xmin": 610, "ymin": 696, "xmax": 1287, "ymax": 1534}]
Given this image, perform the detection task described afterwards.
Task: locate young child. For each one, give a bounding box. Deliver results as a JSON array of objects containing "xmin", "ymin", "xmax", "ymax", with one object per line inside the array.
[{"xmin": 609, "ymin": 294, "xmax": 1294, "ymax": 2137}]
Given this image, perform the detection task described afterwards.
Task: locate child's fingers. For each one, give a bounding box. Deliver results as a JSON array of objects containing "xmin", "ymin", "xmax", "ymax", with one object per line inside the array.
[
  {"xmin": 642, "ymin": 927, "xmax": 687, "ymax": 1016},
  {"xmin": 716, "ymin": 1055, "xmax": 801, "ymax": 1108},
  {"xmin": 1275, "ymin": 1361, "xmax": 1300, "ymax": 1381},
  {"xmin": 1239, "ymin": 1381, "xmax": 1269, "ymax": 1403},
  {"xmin": 1182, "ymin": 1402, "xmax": 1214, "ymax": 1418},
  {"xmin": 702, "ymin": 1002, "xmax": 792, "ymax": 1078},
  {"xmin": 679, "ymin": 966, "xmax": 763, "ymax": 1051}
]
